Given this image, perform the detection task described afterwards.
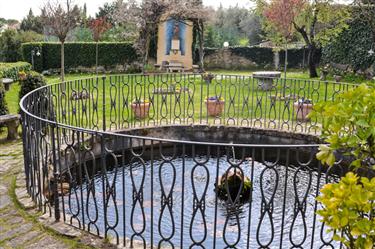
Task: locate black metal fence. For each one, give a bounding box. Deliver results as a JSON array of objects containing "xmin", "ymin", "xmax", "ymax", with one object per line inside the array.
[{"xmin": 20, "ymin": 74, "xmax": 356, "ymax": 248}]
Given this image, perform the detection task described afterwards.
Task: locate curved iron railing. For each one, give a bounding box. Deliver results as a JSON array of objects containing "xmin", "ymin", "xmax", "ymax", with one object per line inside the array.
[{"xmin": 20, "ymin": 74, "xmax": 357, "ymax": 248}]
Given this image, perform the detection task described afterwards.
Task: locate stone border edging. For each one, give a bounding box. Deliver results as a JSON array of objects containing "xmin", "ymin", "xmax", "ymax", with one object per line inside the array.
[{"xmin": 14, "ymin": 172, "xmax": 120, "ymax": 249}]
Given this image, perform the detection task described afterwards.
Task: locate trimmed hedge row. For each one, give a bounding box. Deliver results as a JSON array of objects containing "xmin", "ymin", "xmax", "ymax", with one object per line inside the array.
[
  {"xmin": 21, "ymin": 42, "xmax": 139, "ymax": 72},
  {"xmin": 0, "ymin": 62, "xmax": 32, "ymax": 80}
]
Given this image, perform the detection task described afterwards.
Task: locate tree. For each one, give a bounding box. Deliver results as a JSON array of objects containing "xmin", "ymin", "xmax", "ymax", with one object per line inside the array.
[
  {"xmin": 0, "ymin": 29, "xmax": 21, "ymax": 62},
  {"xmin": 113, "ymin": 0, "xmax": 210, "ymax": 70},
  {"xmin": 167, "ymin": 0, "xmax": 210, "ymax": 69},
  {"xmin": 89, "ymin": 17, "xmax": 112, "ymax": 73},
  {"xmin": 292, "ymin": 1, "xmax": 350, "ymax": 77},
  {"xmin": 96, "ymin": 1, "xmax": 119, "ymax": 25},
  {"xmin": 263, "ymin": 0, "xmax": 305, "ymax": 78},
  {"xmin": 20, "ymin": 9, "xmax": 43, "ymax": 33},
  {"xmin": 0, "ymin": 29, "xmax": 44, "ymax": 62},
  {"xmin": 41, "ymin": 0, "xmax": 81, "ymax": 81},
  {"xmin": 256, "ymin": 0, "xmax": 350, "ymax": 78}
]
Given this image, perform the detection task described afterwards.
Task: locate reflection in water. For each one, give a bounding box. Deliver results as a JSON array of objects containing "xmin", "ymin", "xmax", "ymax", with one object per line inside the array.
[{"xmin": 66, "ymin": 156, "xmax": 338, "ymax": 248}]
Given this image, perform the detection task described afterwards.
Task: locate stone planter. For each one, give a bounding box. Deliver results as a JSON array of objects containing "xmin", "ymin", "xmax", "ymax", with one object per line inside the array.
[
  {"xmin": 205, "ymin": 98, "xmax": 225, "ymax": 117},
  {"xmin": 131, "ymin": 102, "xmax": 150, "ymax": 119},
  {"xmin": 293, "ymin": 101, "xmax": 313, "ymax": 121}
]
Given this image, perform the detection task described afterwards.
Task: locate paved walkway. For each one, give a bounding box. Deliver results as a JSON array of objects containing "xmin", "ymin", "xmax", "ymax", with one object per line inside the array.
[
  {"xmin": 0, "ymin": 137, "xmax": 117, "ymax": 249},
  {"xmin": 0, "ymin": 139, "xmax": 72, "ymax": 249}
]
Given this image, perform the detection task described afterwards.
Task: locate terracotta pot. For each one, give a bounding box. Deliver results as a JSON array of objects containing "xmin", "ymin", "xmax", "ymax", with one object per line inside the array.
[
  {"xmin": 206, "ymin": 99, "xmax": 225, "ymax": 117},
  {"xmin": 131, "ymin": 102, "xmax": 150, "ymax": 119},
  {"xmin": 293, "ymin": 102, "xmax": 313, "ymax": 121}
]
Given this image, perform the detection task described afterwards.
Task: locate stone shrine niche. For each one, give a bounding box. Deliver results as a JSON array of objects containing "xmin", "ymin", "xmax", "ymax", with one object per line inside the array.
[{"xmin": 157, "ymin": 18, "xmax": 193, "ymax": 70}]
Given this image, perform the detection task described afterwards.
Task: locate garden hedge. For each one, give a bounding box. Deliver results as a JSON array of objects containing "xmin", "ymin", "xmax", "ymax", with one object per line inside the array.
[
  {"xmin": 0, "ymin": 62, "xmax": 32, "ymax": 81},
  {"xmin": 21, "ymin": 42, "xmax": 139, "ymax": 72},
  {"xmin": 0, "ymin": 81, "xmax": 8, "ymax": 115}
]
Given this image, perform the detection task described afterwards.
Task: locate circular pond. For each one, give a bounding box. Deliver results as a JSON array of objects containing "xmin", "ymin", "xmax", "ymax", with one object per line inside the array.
[{"xmin": 65, "ymin": 154, "xmax": 337, "ymax": 248}]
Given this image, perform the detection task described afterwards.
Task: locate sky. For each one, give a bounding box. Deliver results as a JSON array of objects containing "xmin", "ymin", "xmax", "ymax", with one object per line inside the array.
[{"xmin": 0, "ymin": 0, "xmax": 252, "ymax": 21}]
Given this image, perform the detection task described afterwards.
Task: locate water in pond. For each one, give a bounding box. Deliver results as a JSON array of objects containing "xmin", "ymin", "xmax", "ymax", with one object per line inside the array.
[{"xmin": 65, "ymin": 156, "xmax": 337, "ymax": 248}]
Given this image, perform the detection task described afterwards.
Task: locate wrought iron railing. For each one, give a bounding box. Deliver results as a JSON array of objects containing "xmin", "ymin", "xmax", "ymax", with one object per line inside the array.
[{"xmin": 20, "ymin": 74, "xmax": 358, "ymax": 248}]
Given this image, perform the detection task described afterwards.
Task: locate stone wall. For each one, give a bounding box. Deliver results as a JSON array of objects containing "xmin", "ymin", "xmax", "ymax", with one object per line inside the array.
[
  {"xmin": 204, "ymin": 49, "xmax": 261, "ymax": 70},
  {"xmin": 203, "ymin": 47, "xmax": 306, "ymax": 70}
]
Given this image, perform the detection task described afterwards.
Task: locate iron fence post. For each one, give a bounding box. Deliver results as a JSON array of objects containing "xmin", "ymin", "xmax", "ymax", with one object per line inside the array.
[
  {"xmin": 102, "ymin": 76, "xmax": 106, "ymax": 131},
  {"xmin": 50, "ymin": 122, "xmax": 60, "ymax": 221}
]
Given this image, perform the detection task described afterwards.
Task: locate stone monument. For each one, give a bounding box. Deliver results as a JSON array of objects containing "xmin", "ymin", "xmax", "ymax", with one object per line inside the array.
[{"xmin": 157, "ymin": 18, "xmax": 193, "ymax": 70}]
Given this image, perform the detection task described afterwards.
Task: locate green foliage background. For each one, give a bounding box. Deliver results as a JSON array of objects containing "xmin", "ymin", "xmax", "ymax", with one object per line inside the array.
[
  {"xmin": 322, "ymin": 18, "xmax": 375, "ymax": 72},
  {"xmin": 0, "ymin": 81, "xmax": 8, "ymax": 115},
  {"xmin": 0, "ymin": 62, "xmax": 31, "ymax": 80},
  {"xmin": 19, "ymin": 71, "xmax": 46, "ymax": 101},
  {"xmin": 21, "ymin": 42, "xmax": 138, "ymax": 72}
]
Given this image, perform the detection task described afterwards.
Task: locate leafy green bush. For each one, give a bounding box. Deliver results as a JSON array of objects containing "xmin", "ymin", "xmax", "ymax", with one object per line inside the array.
[
  {"xmin": 317, "ymin": 172, "xmax": 375, "ymax": 249},
  {"xmin": 312, "ymin": 84, "xmax": 375, "ymax": 247},
  {"xmin": 0, "ymin": 73, "xmax": 9, "ymax": 115},
  {"xmin": 21, "ymin": 42, "xmax": 138, "ymax": 72},
  {"xmin": 310, "ymin": 84, "xmax": 375, "ymax": 169},
  {"xmin": 0, "ymin": 29, "xmax": 22, "ymax": 62},
  {"xmin": 0, "ymin": 62, "xmax": 32, "ymax": 81},
  {"xmin": 19, "ymin": 71, "xmax": 46, "ymax": 100}
]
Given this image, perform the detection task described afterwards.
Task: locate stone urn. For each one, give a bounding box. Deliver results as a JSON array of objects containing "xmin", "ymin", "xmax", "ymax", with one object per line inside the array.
[
  {"xmin": 131, "ymin": 100, "xmax": 150, "ymax": 119},
  {"xmin": 293, "ymin": 98, "xmax": 313, "ymax": 121},
  {"xmin": 216, "ymin": 169, "xmax": 251, "ymax": 202},
  {"xmin": 205, "ymin": 97, "xmax": 225, "ymax": 117}
]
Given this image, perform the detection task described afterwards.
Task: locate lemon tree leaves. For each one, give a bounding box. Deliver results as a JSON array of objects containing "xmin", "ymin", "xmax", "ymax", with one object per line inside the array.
[
  {"xmin": 309, "ymin": 84, "xmax": 375, "ymax": 169},
  {"xmin": 317, "ymin": 173, "xmax": 375, "ymax": 249}
]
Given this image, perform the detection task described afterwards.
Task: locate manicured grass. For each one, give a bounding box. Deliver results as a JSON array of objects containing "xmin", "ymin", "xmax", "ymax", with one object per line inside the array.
[
  {"xmin": 40, "ymin": 72, "xmax": 357, "ymax": 132},
  {"xmin": 4, "ymin": 70, "xmax": 373, "ymax": 131},
  {"xmin": 4, "ymin": 82, "xmax": 20, "ymax": 114}
]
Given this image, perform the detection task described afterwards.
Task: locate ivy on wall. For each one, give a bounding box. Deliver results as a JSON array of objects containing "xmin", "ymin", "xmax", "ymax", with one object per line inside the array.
[{"xmin": 322, "ymin": 18, "xmax": 375, "ymax": 72}]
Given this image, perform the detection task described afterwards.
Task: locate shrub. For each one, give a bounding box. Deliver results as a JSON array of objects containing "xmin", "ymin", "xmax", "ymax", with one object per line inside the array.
[
  {"xmin": 21, "ymin": 42, "xmax": 139, "ymax": 72},
  {"xmin": 317, "ymin": 172, "xmax": 375, "ymax": 249},
  {"xmin": 19, "ymin": 71, "xmax": 46, "ymax": 101},
  {"xmin": 312, "ymin": 84, "xmax": 375, "ymax": 248},
  {"xmin": 0, "ymin": 62, "xmax": 32, "ymax": 81},
  {"xmin": 0, "ymin": 73, "xmax": 9, "ymax": 115},
  {"xmin": 310, "ymin": 84, "xmax": 375, "ymax": 169}
]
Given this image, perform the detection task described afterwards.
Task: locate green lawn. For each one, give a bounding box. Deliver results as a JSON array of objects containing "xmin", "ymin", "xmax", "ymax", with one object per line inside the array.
[{"xmin": 4, "ymin": 70, "xmax": 373, "ymax": 133}]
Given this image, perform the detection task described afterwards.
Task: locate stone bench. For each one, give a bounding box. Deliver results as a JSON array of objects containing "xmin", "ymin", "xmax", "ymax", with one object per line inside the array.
[
  {"xmin": 0, "ymin": 114, "xmax": 21, "ymax": 140},
  {"xmin": 1, "ymin": 78, "xmax": 14, "ymax": 91}
]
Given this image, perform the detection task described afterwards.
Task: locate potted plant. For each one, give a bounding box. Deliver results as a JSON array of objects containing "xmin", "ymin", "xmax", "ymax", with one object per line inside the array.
[
  {"xmin": 131, "ymin": 99, "xmax": 150, "ymax": 119},
  {"xmin": 293, "ymin": 97, "xmax": 313, "ymax": 121},
  {"xmin": 201, "ymin": 72, "xmax": 215, "ymax": 84},
  {"xmin": 205, "ymin": 96, "xmax": 225, "ymax": 117}
]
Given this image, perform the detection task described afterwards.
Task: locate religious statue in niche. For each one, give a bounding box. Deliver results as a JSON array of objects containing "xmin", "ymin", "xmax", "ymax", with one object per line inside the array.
[{"xmin": 165, "ymin": 18, "xmax": 186, "ymax": 55}]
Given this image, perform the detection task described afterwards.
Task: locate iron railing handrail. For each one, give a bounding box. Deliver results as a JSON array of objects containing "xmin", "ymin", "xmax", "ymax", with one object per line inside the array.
[{"xmin": 20, "ymin": 73, "xmax": 358, "ymax": 147}]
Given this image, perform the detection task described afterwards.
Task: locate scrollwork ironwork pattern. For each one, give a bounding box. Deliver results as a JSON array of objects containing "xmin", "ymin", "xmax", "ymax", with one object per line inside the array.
[{"xmin": 20, "ymin": 73, "xmax": 362, "ymax": 248}]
